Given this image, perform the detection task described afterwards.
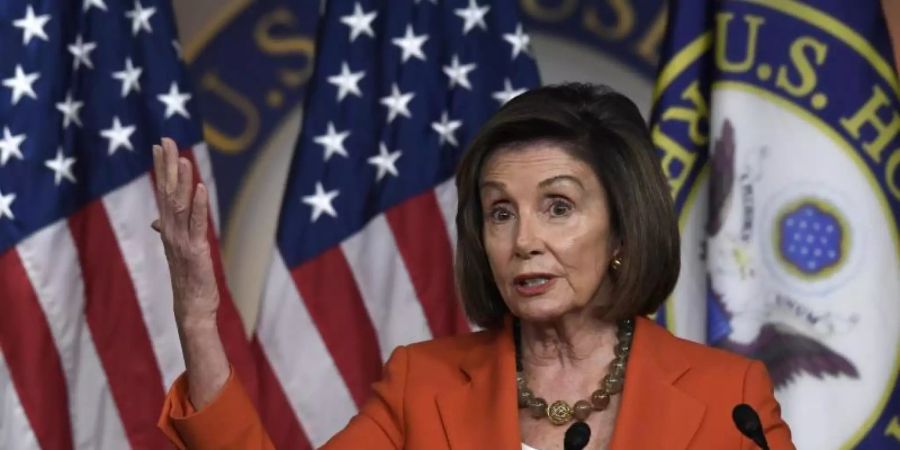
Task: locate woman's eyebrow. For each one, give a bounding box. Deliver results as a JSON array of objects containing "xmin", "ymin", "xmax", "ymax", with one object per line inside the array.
[
  {"xmin": 538, "ymin": 174, "xmax": 585, "ymax": 191},
  {"xmin": 479, "ymin": 180, "xmax": 506, "ymax": 192}
]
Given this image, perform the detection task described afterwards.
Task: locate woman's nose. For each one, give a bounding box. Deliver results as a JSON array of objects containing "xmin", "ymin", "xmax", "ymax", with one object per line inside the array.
[{"xmin": 514, "ymin": 216, "xmax": 544, "ymax": 258}]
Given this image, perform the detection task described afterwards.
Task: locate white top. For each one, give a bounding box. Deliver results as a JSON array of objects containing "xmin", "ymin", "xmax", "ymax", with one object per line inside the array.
[{"xmin": 522, "ymin": 444, "xmax": 541, "ymax": 450}]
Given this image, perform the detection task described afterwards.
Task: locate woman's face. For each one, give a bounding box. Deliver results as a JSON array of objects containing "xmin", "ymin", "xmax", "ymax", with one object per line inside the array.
[{"xmin": 480, "ymin": 141, "xmax": 618, "ymax": 323}]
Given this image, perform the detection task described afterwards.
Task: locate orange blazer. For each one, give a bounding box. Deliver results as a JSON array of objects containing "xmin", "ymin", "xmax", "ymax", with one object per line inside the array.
[{"xmin": 158, "ymin": 316, "xmax": 794, "ymax": 449}]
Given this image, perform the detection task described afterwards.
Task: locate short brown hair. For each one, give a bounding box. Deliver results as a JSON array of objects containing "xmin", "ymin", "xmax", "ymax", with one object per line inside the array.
[{"xmin": 454, "ymin": 83, "xmax": 680, "ymax": 329}]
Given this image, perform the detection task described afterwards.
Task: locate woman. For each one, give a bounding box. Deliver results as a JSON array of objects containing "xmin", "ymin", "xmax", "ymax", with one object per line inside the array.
[{"xmin": 153, "ymin": 83, "xmax": 794, "ymax": 449}]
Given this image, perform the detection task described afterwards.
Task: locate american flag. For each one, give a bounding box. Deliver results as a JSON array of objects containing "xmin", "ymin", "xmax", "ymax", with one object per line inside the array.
[
  {"xmin": 252, "ymin": 0, "xmax": 540, "ymax": 448},
  {"xmin": 0, "ymin": 1, "xmax": 256, "ymax": 449}
]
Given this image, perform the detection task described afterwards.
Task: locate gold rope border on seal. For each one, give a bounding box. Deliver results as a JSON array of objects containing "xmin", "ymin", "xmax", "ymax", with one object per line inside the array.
[
  {"xmin": 653, "ymin": 0, "xmax": 900, "ymax": 103},
  {"xmin": 183, "ymin": 0, "xmax": 254, "ymax": 64},
  {"xmin": 745, "ymin": 0, "xmax": 900, "ymax": 96}
]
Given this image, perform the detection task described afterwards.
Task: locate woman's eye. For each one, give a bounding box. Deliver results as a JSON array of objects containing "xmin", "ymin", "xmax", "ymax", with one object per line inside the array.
[
  {"xmin": 549, "ymin": 200, "xmax": 573, "ymax": 217},
  {"xmin": 489, "ymin": 207, "xmax": 513, "ymax": 222}
]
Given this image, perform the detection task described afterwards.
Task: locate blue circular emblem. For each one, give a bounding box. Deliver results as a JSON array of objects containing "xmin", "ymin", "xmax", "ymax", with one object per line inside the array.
[{"xmin": 776, "ymin": 199, "xmax": 847, "ymax": 278}]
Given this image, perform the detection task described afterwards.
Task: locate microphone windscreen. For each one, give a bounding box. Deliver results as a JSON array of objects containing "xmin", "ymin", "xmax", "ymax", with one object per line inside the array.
[
  {"xmin": 732, "ymin": 403, "xmax": 761, "ymax": 433},
  {"xmin": 732, "ymin": 403, "xmax": 768, "ymax": 449},
  {"xmin": 563, "ymin": 422, "xmax": 591, "ymax": 450}
]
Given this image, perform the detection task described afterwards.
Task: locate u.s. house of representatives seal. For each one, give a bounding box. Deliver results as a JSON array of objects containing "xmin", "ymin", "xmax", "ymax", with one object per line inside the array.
[{"xmin": 651, "ymin": 1, "xmax": 900, "ymax": 448}]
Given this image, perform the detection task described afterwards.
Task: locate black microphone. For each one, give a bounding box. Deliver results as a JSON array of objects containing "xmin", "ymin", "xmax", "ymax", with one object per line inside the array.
[
  {"xmin": 563, "ymin": 422, "xmax": 591, "ymax": 450},
  {"xmin": 732, "ymin": 403, "xmax": 770, "ymax": 450}
]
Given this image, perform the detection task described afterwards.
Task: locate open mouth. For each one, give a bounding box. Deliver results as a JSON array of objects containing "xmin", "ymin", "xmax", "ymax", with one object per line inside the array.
[
  {"xmin": 513, "ymin": 274, "xmax": 557, "ymax": 295},
  {"xmin": 516, "ymin": 277, "xmax": 551, "ymax": 287}
]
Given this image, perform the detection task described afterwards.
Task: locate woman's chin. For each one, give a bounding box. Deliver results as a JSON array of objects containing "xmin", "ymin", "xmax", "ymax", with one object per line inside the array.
[{"xmin": 509, "ymin": 297, "xmax": 575, "ymax": 323}]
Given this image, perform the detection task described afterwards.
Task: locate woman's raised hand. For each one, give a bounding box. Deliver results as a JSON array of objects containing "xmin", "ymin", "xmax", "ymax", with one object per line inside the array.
[
  {"xmin": 152, "ymin": 138, "xmax": 229, "ymax": 408},
  {"xmin": 152, "ymin": 138, "xmax": 220, "ymax": 326}
]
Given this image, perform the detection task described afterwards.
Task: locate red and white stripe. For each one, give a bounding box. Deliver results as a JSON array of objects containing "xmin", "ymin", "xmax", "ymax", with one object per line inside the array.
[
  {"xmin": 16, "ymin": 221, "xmax": 130, "ymax": 450},
  {"xmin": 0, "ymin": 351, "xmax": 42, "ymax": 450},
  {"xmin": 191, "ymin": 143, "xmax": 221, "ymax": 233},
  {"xmin": 0, "ymin": 144, "xmax": 252, "ymax": 450},
  {"xmin": 254, "ymin": 184, "xmax": 469, "ymax": 448},
  {"xmin": 256, "ymin": 252, "xmax": 355, "ymax": 448}
]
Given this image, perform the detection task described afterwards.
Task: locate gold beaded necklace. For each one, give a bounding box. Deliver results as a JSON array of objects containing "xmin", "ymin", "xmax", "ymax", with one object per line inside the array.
[{"xmin": 514, "ymin": 318, "xmax": 634, "ymax": 425}]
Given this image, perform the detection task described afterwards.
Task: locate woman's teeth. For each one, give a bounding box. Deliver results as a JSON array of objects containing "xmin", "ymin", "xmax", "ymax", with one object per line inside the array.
[{"xmin": 521, "ymin": 278, "xmax": 549, "ymax": 287}]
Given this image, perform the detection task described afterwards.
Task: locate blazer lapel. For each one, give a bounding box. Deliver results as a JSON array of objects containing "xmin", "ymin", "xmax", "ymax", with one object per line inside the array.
[
  {"xmin": 434, "ymin": 316, "xmax": 706, "ymax": 449},
  {"xmin": 435, "ymin": 318, "xmax": 521, "ymax": 450},
  {"xmin": 609, "ymin": 317, "xmax": 705, "ymax": 450}
]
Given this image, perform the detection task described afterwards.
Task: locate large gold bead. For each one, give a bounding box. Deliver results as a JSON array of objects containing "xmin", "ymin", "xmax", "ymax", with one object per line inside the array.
[{"xmin": 547, "ymin": 400, "xmax": 574, "ymax": 425}]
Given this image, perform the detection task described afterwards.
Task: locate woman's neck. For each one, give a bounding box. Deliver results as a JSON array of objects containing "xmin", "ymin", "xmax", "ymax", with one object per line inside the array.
[{"xmin": 517, "ymin": 312, "xmax": 619, "ymax": 372}]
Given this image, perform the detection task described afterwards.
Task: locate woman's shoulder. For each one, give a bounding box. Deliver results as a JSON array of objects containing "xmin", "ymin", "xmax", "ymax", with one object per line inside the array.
[
  {"xmin": 634, "ymin": 317, "xmax": 781, "ymax": 421},
  {"xmin": 637, "ymin": 316, "xmax": 760, "ymax": 379},
  {"xmin": 403, "ymin": 326, "xmax": 501, "ymax": 365},
  {"xmin": 383, "ymin": 326, "xmax": 509, "ymax": 391},
  {"xmin": 631, "ymin": 319, "xmax": 793, "ymax": 448}
]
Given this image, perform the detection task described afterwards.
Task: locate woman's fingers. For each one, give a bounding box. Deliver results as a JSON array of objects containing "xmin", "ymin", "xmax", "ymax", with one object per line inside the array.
[
  {"xmin": 189, "ymin": 184, "xmax": 209, "ymax": 244},
  {"xmin": 152, "ymin": 145, "xmax": 165, "ymax": 194},
  {"xmin": 172, "ymin": 158, "xmax": 194, "ymax": 223},
  {"xmin": 163, "ymin": 138, "xmax": 179, "ymax": 195},
  {"xmin": 152, "ymin": 144, "xmax": 167, "ymax": 219},
  {"xmin": 152, "ymin": 137, "xmax": 199, "ymax": 241}
]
